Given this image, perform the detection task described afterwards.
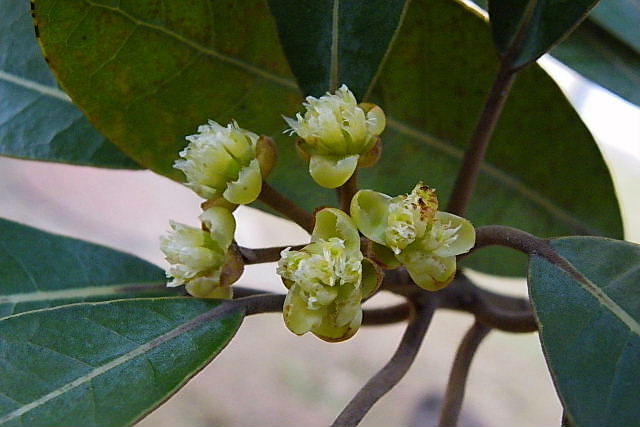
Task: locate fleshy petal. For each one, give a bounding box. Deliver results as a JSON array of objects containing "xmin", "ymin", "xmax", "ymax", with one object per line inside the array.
[
  {"xmin": 309, "ymin": 154, "xmax": 359, "ymax": 188},
  {"xmin": 223, "ymin": 158, "xmax": 262, "ymax": 204},
  {"xmin": 350, "ymin": 189, "xmax": 391, "ymax": 246}
]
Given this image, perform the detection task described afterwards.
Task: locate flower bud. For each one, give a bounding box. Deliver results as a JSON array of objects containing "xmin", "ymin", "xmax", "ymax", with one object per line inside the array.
[
  {"xmin": 277, "ymin": 208, "xmax": 365, "ymax": 341},
  {"xmin": 160, "ymin": 207, "xmax": 240, "ymax": 298},
  {"xmin": 284, "ymin": 85, "xmax": 386, "ymax": 188},
  {"xmin": 175, "ymin": 120, "xmax": 274, "ymax": 205}
]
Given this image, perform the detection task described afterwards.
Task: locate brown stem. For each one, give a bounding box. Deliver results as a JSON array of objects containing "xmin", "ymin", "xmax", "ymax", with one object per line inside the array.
[
  {"xmin": 236, "ymin": 293, "xmax": 286, "ymax": 316},
  {"xmin": 239, "ymin": 244, "xmax": 305, "ymax": 264},
  {"xmin": 446, "ymin": 64, "xmax": 517, "ymax": 217},
  {"xmin": 362, "ymin": 303, "xmax": 411, "ymax": 326},
  {"xmin": 337, "ymin": 170, "xmax": 358, "ymax": 213},
  {"xmin": 382, "ymin": 269, "xmax": 536, "ymax": 333},
  {"xmin": 331, "ymin": 298, "xmax": 437, "ymax": 427},
  {"xmin": 259, "ymin": 182, "xmax": 314, "ymax": 233},
  {"xmin": 438, "ymin": 322, "xmax": 491, "ymax": 427}
]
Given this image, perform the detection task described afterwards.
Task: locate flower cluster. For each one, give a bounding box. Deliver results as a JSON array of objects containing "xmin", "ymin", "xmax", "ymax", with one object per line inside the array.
[
  {"xmin": 161, "ymin": 119, "xmax": 275, "ymax": 298},
  {"xmin": 160, "ymin": 85, "xmax": 475, "ymax": 341},
  {"xmin": 284, "ymin": 85, "xmax": 386, "ymax": 188},
  {"xmin": 277, "ymin": 209, "xmax": 378, "ymax": 341}
]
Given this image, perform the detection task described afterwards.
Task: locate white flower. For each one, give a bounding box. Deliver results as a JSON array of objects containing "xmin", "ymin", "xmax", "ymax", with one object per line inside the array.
[
  {"xmin": 174, "ymin": 120, "xmax": 263, "ymax": 204},
  {"xmin": 284, "ymin": 84, "xmax": 386, "ymax": 188},
  {"xmin": 160, "ymin": 207, "xmax": 237, "ymax": 298}
]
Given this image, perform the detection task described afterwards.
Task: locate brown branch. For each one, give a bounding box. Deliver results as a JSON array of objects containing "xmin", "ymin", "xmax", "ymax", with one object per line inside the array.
[
  {"xmin": 337, "ymin": 170, "xmax": 358, "ymax": 213},
  {"xmin": 446, "ymin": 63, "xmax": 517, "ymax": 217},
  {"xmin": 362, "ymin": 303, "xmax": 412, "ymax": 326},
  {"xmin": 382, "ymin": 269, "xmax": 537, "ymax": 333},
  {"xmin": 438, "ymin": 322, "xmax": 491, "ymax": 427},
  {"xmin": 238, "ymin": 244, "xmax": 305, "ymax": 264},
  {"xmin": 331, "ymin": 298, "xmax": 437, "ymax": 427},
  {"xmin": 259, "ymin": 182, "xmax": 314, "ymax": 233},
  {"xmin": 234, "ymin": 293, "xmax": 286, "ymax": 316}
]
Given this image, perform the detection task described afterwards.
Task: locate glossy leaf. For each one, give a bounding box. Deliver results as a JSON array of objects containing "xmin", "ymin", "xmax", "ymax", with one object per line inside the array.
[
  {"xmin": 367, "ymin": 0, "xmax": 622, "ymax": 275},
  {"xmin": 267, "ymin": 0, "xmax": 408, "ymax": 98},
  {"xmin": 33, "ymin": 0, "xmax": 302, "ymax": 180},
  {"xmin": 0, "ymin": 298, "xmax": 243, "ymax": 426},
  {"xmin": 590, "ymin": 0, "xmax": 640, "ymax": 53},
  {"xmin": 489, "ymin": 0, "xmax": 600, "ymax": 68},
  {"xmin": 552, "ymin": 17, "xmax": 640, "ymax": 106},
  {"xmin": 0, "ymin": 0, "xmax": 139, "ymax": 168},
  {"xmin": 529, "ymin": 237, "xmax": 640, "ymax": 426},
  {"xmin": 34, "ymin": 0, "xmax": 622, "ymax": 276},
  {"xmin": 0, "ymin": 218, "xmax": 176, "ymax": 318}
]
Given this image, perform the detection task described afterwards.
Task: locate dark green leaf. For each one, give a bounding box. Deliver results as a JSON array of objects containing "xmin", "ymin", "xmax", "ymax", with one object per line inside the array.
[
  {"xmin": 529, "ymin": 237, "xmax": 640, "ymax": 427},
  {"xmin": 0, "ymin": 298, "xmax": 243, "ymax": 426},
  {"xmin": 590, "ymin": 0, "xmax": 640, "ymax": 53},
  {"xmin": 0, "ymin": 218, "xmax": 177, "ymax": 318},
  {"xmin": 467, "ymin": 0, "xmax": 640, "ymax": 106},
  {"xmin": 33, "ymin": 0, "xmax": 622, "ymax": 276},
  {"xmin": 367, "ymin": 0, "xmax": 622, "ymax": 276},
  {"xmin": 0, "ymin": 0, "xmax": 139, "ymax": 168},
  {"xmin": 267, "ymin": 0, "xmax": 409, "ymax": 98},
  {"xmin": 489, "ymin": 0, "xmax": 599, "ymax": 68},
  {"xmin": 552, "ymin": 19, "xmax": 640, "ymax": 106}
]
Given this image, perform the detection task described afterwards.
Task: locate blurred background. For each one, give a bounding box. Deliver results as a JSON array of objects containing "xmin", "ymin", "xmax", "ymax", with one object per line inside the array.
[{"xmin": 0, "ymin": 56, "xmax": 638, "ymax": 426}]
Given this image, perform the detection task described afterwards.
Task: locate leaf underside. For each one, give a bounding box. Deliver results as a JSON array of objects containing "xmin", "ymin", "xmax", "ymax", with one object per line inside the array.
[
  {"xmin": 0, "ymin": 0, "xmax": 139, "ymax": 168},
  {"xmin": 0, "ymin": 217, "xmax": 177, "ymax": 318},
  {"xmin": 0, "ymin": 298, "xmax": 243, "ymax": 426},
  {"xmin": 529, "ymin": 237, "xmax": 640, "ymax": 427}
]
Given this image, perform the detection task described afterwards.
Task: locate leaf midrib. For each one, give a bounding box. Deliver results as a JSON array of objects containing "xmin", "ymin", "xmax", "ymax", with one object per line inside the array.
[
  {"xmin": 0, "ymin": 281, "xmax": 167, "ymax": 305},
  {"xmin": 46, "ymin": 0, "xmax": 600, "ymax": 236},
  {"xmin": 0, "ymin": 298, "xmax": 241, "ymax": 425}
]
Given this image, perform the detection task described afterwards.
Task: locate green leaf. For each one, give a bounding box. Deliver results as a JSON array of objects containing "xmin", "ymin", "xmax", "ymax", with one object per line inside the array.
[
  {"xmin": 33, "ymin": 0, "xmax": 302, "ymax": 180},
  {"xmin": 267, "ymin": 0, "xmax": 409, "ymax": 98},
  {"xmin": 528, "ymin": 237, "xmax": 640, "ymax": 427},
  {"xmin": 489, "ymin": 0, "xmax": 600, "ymax": 68},
  {"xmin": 467, "ymin": 0, "xmax": 640, "ymax": 106},
  {"xmin": 551, "ymin": 18, "xmax": 640, "ymax": 107},
  {"xmin": 366, "ymin": 0, "xmax": 622, "ymax": 276},
  {"xmin": 0, "ymin": 0, "xmax": 139, "ymax": 168},
  {"xmin": 590, "ymin": 0, "xmax": 640, "ymax": 53},
  {"xmin": 0, "ymin": 298, "xmax": 243, "ymax": 426},
  {"xmin": 33, "ymin": 0, "xmax": 622, "ymax": 276},
  {"xmin": 0, "ymin": 218, "xmax": 177, "ymax": 318}
]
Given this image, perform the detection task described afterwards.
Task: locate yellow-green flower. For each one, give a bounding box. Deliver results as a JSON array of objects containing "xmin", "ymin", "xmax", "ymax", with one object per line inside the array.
[
  {"xmin": 351, "ymin": 183, "xmax": 475, "ymax": 291},
  {"xmin": 175, "ymin": 120, "xmax": 274, "ymax": 205},
  {"xmin": 160, "ymin": 207, "xmax": 239, "ymax": 298},
  {"xmin": 277, "ymin": 208, "xmax": 370, "ymax": 341},
  {"xmin": 284, "ymin": 85, "xmax": 386, "ymax": 188}
]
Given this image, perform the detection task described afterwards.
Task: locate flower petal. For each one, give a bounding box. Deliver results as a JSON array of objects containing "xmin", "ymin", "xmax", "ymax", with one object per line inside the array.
[
  {"xmin": 223, "ymin": 158, "xmax": 262, "ymax": 204},
  {"xmin": 309, "ymin": 154, "xmax": 359, "ymax": 188}
]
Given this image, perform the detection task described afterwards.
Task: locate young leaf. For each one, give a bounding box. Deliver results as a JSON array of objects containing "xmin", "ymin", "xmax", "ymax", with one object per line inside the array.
[
  {"xmin": 0, "ymin": 218, "xmax": 176, "ymax": 318},
  {"xmin": 529, "ymin": 237, "xmax": 640, "ymax": 426},
  {"xmin": 0, "ymin": 298, "xmax": 243, "ymax": 426},
  {"xmin": 267, "ymin": 0, "xmax": 409, "ymax": 98},
  {"xmin": 0, "ymin": 0, "xmax": 139, "ymax": 169},
  {"xmin": 489, "ymin": 0, "xmax": 600, "ymax": 68},
  {"xmin": 367, "ymin": 0, "xmax": 622, "ymax": 276}
]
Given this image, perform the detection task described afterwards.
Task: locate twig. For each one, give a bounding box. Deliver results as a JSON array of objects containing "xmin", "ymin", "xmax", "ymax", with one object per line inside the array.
[
  {"xmin": 338, "ymin": 170, "xmax": 358, "ymax": 213},
  {"xmin": 238, "ymin": 244, "xmax": 305, "ymax": 264},
  {"xmin": 331, "ymin": 298, "xmax": 437, "ymax": 427},
  {"xmin": 259, "ymin": 182, "xmax": 315, "ymax": 233},
  {"xmin": 446, "ymin": 63, "xmax": 517, "ymax": 217},
  {"xmin": 235, "ymin": 293, "xmax": 286, "ymax": 316},
  {"xmin": 438, "ymin": 322, "xmax": 491, "ymax": 427},
  {"xmin": 362, "ymin": 303, "xmax": 412, "ymax": 326}
]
